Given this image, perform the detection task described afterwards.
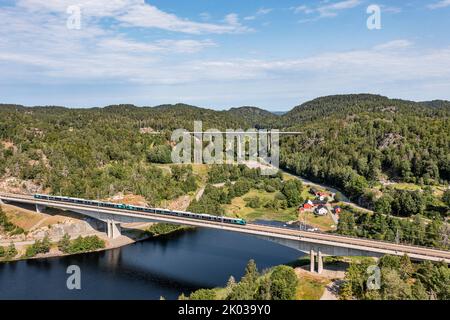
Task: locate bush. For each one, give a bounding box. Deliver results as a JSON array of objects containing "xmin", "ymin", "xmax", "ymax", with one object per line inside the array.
[
  {"xmin": 147, "ymin": 145, "xmax": 172, "ymax": 164},
  {"xmin": 189, "ymin": 289, "xmax": 217, "ymax": 300},
  {"xmin": 60, "ymin": 236, "xmax": 105, "ymax": 254},
  {"xmin": 245, "ymin": 196, "xmax": 261, "ymax": 208},
  {"xmin": 58, "ymin": 234, "xmax": 71, "ymax": 253},
  {"xmin": 5, "ymin": 243, "xmax": 17, "ymax": 259},
  {"xmin": 147, "ymin": 223, "xmax": 184, "ymax": 236},
  {"xmin": 25, "ymin": 236, "xmax": 51, "ymax": 257}
]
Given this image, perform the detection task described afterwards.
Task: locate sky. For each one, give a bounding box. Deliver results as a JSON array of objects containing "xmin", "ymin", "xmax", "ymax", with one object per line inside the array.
[{"xmin": 0, "ymin": 0, "xmax": 449, "ymax": 111}]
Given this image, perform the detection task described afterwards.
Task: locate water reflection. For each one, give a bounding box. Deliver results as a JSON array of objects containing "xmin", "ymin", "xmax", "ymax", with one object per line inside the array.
[{"xmin": 0, "ymin": 228, "xmax": 302, "ymax": 300}]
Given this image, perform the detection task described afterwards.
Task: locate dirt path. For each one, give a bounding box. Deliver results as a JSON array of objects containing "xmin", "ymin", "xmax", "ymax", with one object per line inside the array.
[
  {"xmin": 320, "ymin": 280, "xmax": 344, "ymax": 300},
  {"xmin": 195, "ymin": 187, "xmax": 205, "ymax": 201}
]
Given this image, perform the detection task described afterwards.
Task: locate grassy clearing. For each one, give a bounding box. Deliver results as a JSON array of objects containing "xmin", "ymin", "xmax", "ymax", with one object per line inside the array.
[
  {"xmin": 299, "ymin": 211, "xmax": 336, "ymax": 231},
  {"xmin": 374, "ymin": 182, "xmax": 448, "ymax": 198},
  {"xmin": 223, "ymin": 189, "xmax": 298, "ymax": 222},
  {"xmin": 296, "ymin": 274, "xmax": 329, "ymax": 300}
]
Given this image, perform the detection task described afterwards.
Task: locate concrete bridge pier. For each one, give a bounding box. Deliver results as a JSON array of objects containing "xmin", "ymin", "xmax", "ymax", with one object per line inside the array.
[
  {"xmin": 106, "ymin": 219, "xmax": 121, "ymax": 239},
  {"xmin": 317, "ymin": 250, "xmax": 323, "ymax": 274},
  {"xmin": 310, "ymin": 249, "xmax": 315, "ymax": 273},
  {"xmin": 310, "ymin": 249, "xmax": 324, "ymax": 274},
  {"xmin": 35, "ymin": 204, "xmax": 46, "ymax": 213}
]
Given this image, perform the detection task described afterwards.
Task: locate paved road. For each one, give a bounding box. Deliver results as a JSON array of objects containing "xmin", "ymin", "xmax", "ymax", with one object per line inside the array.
[{"xmin": 281, "ymin": 169, "xmax": 374, "ymax": 213}]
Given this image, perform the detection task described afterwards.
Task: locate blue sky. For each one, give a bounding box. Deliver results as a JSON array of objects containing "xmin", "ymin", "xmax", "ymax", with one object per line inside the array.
[{"xmin": 0, "ymin": 0, "xmax": 450, "ymax": 110}]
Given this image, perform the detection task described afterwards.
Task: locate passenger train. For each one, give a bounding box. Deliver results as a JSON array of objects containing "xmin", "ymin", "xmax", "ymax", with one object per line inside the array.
[{"xmin": 33, "ymin": 194, "xmax": 246, "ymax": 226}]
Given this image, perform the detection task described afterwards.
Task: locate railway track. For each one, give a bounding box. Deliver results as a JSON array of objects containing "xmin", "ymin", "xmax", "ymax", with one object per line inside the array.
[{"xmin": 1, "ymin": 192, "xmax": 449, "ymax": 262}]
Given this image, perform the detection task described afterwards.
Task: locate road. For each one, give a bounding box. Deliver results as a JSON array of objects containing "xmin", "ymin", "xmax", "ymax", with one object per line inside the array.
[{"xmin": 281, "ymin": 169, "xmax": 374, "ymax": 213}]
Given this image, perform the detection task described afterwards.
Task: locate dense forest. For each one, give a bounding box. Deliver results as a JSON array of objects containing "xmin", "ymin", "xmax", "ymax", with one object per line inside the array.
[
  {"xmin": 281, "ymin": 95, "xmax": 450, "ymax": 200},
  {"xmin": 0, "ymin": 94, "xmax": 449, "ymax": 216},
  {"xmin": 341, "ymin": 254, "xmax": 449, "ymax": 300}
]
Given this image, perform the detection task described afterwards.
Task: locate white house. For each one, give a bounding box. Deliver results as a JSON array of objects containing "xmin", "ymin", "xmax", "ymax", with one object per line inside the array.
[{"xmin": 314, "ymin": 206, "xmax": 328, "ymax": 216}]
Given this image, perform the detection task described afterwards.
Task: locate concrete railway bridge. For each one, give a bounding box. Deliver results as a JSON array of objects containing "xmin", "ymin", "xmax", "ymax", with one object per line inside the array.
[{"xmin": 1, "ymin": 193, "xmax": 449, "ymax": 274}]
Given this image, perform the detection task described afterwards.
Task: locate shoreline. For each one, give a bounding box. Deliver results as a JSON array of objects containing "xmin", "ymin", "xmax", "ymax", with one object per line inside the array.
[{"xmin": 0, "ymin": 224, "xmax": 193, "ymax": 263}]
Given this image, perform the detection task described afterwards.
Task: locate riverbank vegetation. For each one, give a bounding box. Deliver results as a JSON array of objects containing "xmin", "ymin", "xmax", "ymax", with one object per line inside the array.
[
  {"xmin": 179, "ymin": 260, "xmax": 299, "ymax": 300},
  {"xmin": 0, "ymin": 243, "xmax": 18, "ymax": 261},
  {"xmin": 21, "ymin": 234, "xmax": 106, "ymax": 258},
  {"xmin": 340, "ymin": 254, "xmax": 450, "ymax": 300},
  {"xmin": 25, "ymin": 235, "xmax": 51, "ymax": 257},
  {"xmin": 57, "ymin": 234, "xmax": 105, "ymax": 254},
  {"xmin": 145, "ymin": 223, "xmax": 190, "ymax": 237}
]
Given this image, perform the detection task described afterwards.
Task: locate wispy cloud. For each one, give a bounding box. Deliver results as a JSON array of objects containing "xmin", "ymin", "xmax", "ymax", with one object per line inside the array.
[
  {"xmin": 17, "ymin": 0, "xmax": 252, "ymax": 34},
  {"xmin": 244, "ymin": 7, "xmax": 273, "ymax": 21},
  {"xmin": 119, "ymin": 5, "xmax": 251, "ymax": 34},
  {"xmin": 428, "ymin": 0, "xmax": 450, "ymax": 9},
  {"xmin": 373, "ymin": 40, "xmax": 413, "ymax": 51},
  {"xmin": 381, "ymin": 5, "xmax": 402, "ymax": 14},
  {"xmin": 293, "ymin": 0, "xmax": 361, "ymax": 21}
]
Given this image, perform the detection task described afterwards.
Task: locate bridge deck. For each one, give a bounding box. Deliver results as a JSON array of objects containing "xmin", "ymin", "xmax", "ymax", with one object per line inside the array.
[{"xmin": 1, "ymin": 193, "xmax": 449, "ymax": 263}]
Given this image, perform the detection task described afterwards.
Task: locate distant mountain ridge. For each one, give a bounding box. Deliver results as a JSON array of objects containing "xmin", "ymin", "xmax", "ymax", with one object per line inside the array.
[{"xmin": 1, "ymin": 94, "xmax": 449, "ymax": 130}]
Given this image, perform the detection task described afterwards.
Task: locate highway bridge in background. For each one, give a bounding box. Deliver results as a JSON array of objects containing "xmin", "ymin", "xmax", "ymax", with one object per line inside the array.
[{"xmin": 1, "ymin": 192, "xmax": 449, "ymax": 273}]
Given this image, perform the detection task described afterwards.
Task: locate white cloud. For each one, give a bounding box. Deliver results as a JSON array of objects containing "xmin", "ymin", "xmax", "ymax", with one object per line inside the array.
[
  {"xmin": 0, "ymin": 3, "xmax": 219, "ymax": 84},
  {"xmin": 428, "ymin": 0, "xmax": 450, "ymax": 9},
  {"xmin": 292, "ymin": 6, "xmax": 313, "ymax": 14},
  {"xmin": 3, "ymin": 31, "xmax": 449, "ymax": 88},
  {"xmin": 292, "ymin": 0, "xmax": 361, "ymax": 20},
  {"xmin": 1, "ymin": 3, "xmax": 450, "ymax": 107},
  {"xmin": 17, "ymin": 0, "xmax": 138, "ymax": 17},
  {"xmin": 381, "ymin": 6, "xmax": 402, "ymax": 14},
  {"xmin": 373, "ymin": 40, "xmax": 413, "ymax": 51},
  {"xmin": 317, "ymin": 0, "xmax": 361, "ymax": 17},
  {"xmin": 256, "ymin": 8, "xmax": 273, "ymax": 15},
  {"xmin": 16, "ymin": 0, "xmax": 251, "ymax": 34},
  {"xmin": 119, "ymin": 5, "xmax": 251, "ymax": 34},
  {"xmin": 244, "ymin": 7, "xmax": 272, "ymax": 21},
  {"xmin": 98, "ymin": 38, "xmax": 216, "ymax": 54}
]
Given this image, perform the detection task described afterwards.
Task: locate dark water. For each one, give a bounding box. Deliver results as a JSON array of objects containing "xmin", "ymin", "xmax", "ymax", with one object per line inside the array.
[{"xmin": 0, "ymin": 228, "xmax": 302, "ymax": 300}]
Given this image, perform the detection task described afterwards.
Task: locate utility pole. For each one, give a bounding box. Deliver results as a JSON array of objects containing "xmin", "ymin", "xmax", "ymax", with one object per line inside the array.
[
  {"xmin": 395, "ymin": 228, "xmax": 400, "ymax": 244},
  {"xmin": 442, "ymin": 221, "xmax": 449, "ymax": 248}
]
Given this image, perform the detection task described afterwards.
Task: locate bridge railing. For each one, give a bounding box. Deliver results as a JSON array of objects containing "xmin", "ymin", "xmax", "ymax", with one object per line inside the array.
[
  {"xmin": 1, "ymin": 192, "xmax": 449, "ymax": 258},
  {"xmin": 251, "ymin": 221, "xmax": 450, "ymax": 256}
]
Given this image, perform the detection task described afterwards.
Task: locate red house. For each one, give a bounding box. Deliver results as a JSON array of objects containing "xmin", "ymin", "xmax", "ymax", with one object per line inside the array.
[{"xmin": 302, "ymin": 200, "xmax": 314, "ymax": 210}]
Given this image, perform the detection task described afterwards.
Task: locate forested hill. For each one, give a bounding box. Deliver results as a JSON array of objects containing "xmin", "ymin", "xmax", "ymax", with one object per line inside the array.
[
  {"xmin": 282, "ymin": 94, "xmax": 450, "ymax": 125},
  {"xmin": 0, "ymin": 94, "xmax": 449, "ymax": 206},
  {"xmin": 420, "ymin": 100, "xmax": 450, "ymax": 110},
  {"xmin": 280, "ymin": 95, "xmax": 450, "ymax": 202},
  {"xmin": 227, "ymin": 106, "xmax": 280, "ymax": 128}
]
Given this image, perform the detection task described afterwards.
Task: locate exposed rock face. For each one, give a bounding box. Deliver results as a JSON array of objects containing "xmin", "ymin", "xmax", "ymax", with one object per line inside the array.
[
  {"xmin": 0, "ymin": 218, "xmax": 101, "ymax": 243},
  {"xmin": 0, "ymin": 177, "xmax": 43, "ymax": 194},
  {"xmin": 378, "ymin": 133, "xmax": 403, "ymax": 150},
  {"xmin": 30, "ymin": 220, "xmax": 98, "ymax": 239}
]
